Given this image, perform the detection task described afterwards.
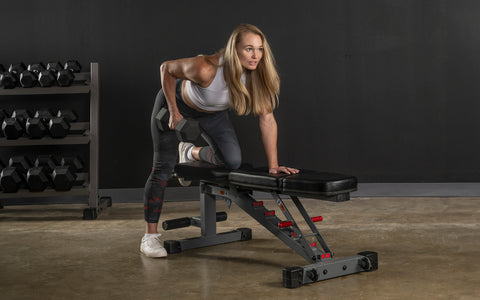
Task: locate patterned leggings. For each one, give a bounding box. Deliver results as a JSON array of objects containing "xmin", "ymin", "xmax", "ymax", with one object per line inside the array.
[{"xmin": 143, "ymin": 80, "xmax": 242, "ymax": 223}]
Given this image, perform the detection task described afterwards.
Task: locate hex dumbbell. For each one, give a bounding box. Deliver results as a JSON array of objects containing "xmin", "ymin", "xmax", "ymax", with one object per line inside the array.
[
  {"xmin": 52, "ymin": 156, "xmax": 84, "ymax": 191},
  {"xmin": 49, "ymin": 109, "xmax": 77, "ymax": 138},
  {"xmin": 0, "ymin": 71, "xmax": 17, "ymax": 89},
  {"xmin": 1, "ymin": 109, "xmax": 32, "ymax": 139},
  {"xmin": 0, "ymin": 156, "xmax": 31, "ymax": 192},
  {"xmin": 57, "ymin": 60, "xmax": 82, "ymax": 87},
  {"xmin": 155, "ymin": 107, "xmax": 202, "ymax": 143},
  {"xmin": 25, "ymin": 109, "xmax": 53, "ymax": 139},
  {"xmin": 18, "ymin": 63, "xmax": 46, "ymax": 88},
  {"xmin": 38, "ymin": 62, "xmax": 64, "ymax": 87},
  {"xmin": 0, "ymin": 63, "xmax": 26, "ymax": 89},
  {"xmin": 27, "ymin": 155, "xmax": 57, "ymax": 192}
]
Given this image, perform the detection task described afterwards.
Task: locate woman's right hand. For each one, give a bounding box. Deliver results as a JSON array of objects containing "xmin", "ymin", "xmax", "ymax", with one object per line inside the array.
[{"xmin": 169, "ymin": 110, "xmax": 184, "ymax": 130}]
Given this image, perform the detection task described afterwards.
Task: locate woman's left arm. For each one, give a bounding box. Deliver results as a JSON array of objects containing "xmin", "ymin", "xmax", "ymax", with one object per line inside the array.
[{"xmin": 259, "ymin": 111, "xmax": 299, "ymax": 175}]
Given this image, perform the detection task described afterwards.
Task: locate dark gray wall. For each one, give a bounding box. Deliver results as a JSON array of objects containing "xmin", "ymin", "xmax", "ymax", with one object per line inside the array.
[{"xmin": 2, "ymin": 0, "xmax": 479, "ymax": 187}]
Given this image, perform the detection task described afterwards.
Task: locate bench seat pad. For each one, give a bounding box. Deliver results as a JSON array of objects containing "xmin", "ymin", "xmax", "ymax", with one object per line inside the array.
[
  {"xmin": 175, "ymin": 162, "xmax": 357, "ymax": 197},
  {"xmin": 229, "ymin": 169, "xmax": 357, "ymax": 196}
]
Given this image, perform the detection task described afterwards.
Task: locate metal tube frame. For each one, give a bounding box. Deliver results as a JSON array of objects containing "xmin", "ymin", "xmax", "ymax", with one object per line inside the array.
[{"xmin": 164, "ymin": 181, "xmax": 377, "ymax": 288}]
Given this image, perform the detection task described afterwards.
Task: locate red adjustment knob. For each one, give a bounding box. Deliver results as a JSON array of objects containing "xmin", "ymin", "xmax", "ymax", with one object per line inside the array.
[
  {"xmin": 253, "ymin": 201, "xmax": 263, "ymax": 207},
  {"xmin": 311, "ymin": 216, "xmax": 323, "ymax": 222},
  {"xmin": 278, "ymin": 221, "xmax": 293, "ymax": 228}
]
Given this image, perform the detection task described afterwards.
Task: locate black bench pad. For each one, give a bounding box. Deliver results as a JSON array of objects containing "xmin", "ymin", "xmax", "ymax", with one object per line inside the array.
[
  {"xmin": 229, "ymin": 169, "xmax": 357, "ymax": 197},
  {"xmin": 175, "ymin": 162, "xmax": 357, "ymax": 197}
]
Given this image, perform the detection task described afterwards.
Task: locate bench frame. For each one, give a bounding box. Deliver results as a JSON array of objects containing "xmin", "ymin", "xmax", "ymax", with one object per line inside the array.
[{"xmin": 163, "ymin": 179, "xmax": 378, "ymax": 288}]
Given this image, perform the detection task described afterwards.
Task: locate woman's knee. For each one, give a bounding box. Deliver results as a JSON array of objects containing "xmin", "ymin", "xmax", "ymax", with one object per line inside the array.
[{"xmin": 223, "ymin": 152, "xmax": 242, "ymax": 170}]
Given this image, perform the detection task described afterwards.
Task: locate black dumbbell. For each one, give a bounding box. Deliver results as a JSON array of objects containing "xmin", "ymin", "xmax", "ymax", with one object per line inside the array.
[
  {"xmin": 52, "ymin": 156, "xmax": 83, "ymax": 191},
  {"xmin": 18, "ymin": 63, "xmax": 46, "ymax": 88},
  {"xmin": 61, "ymin": 156, "xmax": 83, "ymax": 174},
  {"xmin": 57, "ymin": 109, "xmax": 78, "ymax": 122},
  {"xmin": 0, "ymin": 167, "xmax": 23, "ymax": 192},
  {"xmin": 57, "ymin": 60, "xmax": 82, "ymax": 87},
  {"xmin": 65, "ymin": 60, "xmax": 82, "ymax": 73},
  {"xmin": 154, "ymin": 107, "xmax": 203, "ymax": 143},
  {"xmin": 175, "ymin": 118, "xmax": 203, "ymax": 143},
  {"xmin": 1, "ymin": 109, "xmax": 32, "ymax": 139},
  {"xmin": 52, "ymin": 156, "xmax": 84, "ymax": 191},
  {"xmin": 48, "ymin": 118, "xmax": 69, "ymax": 138},
  {"xmin": 26, "ymin": 118, "xmax": 47, "ymax": 139},
  {"xmin": 35, "ymin": 108, "xmax": 54, "ymax": 122},
  {"xmin": 27, "ymin": 155, "xmax": 58, "ymax": 192},
  {"xmin": 8, "ymin": 63, "xmax": 26, "ymax": 78},
  {"xmin": 27, "ymin": 62, "xmax": 46, "ymax": 75},
  {"xmin": 38, "ymin": 70, "xmax": 56, "ymax": 87},
  {"xmin": 19, "ymin": 70, "xmax": 37, "ymax": 88},
  {"xmin": 46, "ymin": 61, "xmax": 63, "ymax": 74},
  {"xmin": 48, "ymin": 109, "xmax": 78, "ymax": 138},
  {"xmin": 39, "ymin": 62, "xmax": 62, "ymax": 87},
  {"xmin": 0, "ymin": 71, "xmax": 17, "ymax": 89},
  {"xmin": 1, "ymin": 118, "xmax": 23, "ymax": 139},
  {"xmin": 0, "ymin": 156, "xmax": 31, "ymax": 192},
  {"xmin": 7, "ymin": 63, "xmax": 27, "ymax": 88},
  {"xmin": 25, "ymin": 109, "xmax": 54, "ymax": 139},
  {"xmin": 51, "ymin": 156, "xmax": 82, "ymax": 190},
  {"xmin": 34, "ymin": 155, "xmax": 57, "ymax": 174},
  {"xmin": 52, "ymin": 166, "xmax": 76, "ymax": 191},
  {"xmin": 26, "ymin": 166, "xmax": 50, "ymax": 192}
]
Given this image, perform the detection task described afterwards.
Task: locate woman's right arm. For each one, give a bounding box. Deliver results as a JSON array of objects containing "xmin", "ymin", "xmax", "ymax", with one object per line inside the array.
[{"xmin": 160, "ymin": 56, "xmax": 214, "ymax": 129}]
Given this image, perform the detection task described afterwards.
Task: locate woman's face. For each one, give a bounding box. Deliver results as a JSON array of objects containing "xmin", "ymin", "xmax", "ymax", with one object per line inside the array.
[{"xmin": 236, "ymin": 32, "xmax": 263, "ymax": 71}]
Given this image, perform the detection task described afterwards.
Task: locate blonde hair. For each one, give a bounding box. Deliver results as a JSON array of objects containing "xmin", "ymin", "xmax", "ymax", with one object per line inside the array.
[{"xmin": 222, "ymin": 24, "xmax": 280, "ymax": 115}]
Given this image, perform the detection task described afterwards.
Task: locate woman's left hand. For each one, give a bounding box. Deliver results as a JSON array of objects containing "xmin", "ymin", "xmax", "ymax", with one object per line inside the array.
[{"xmin": 269, "ymin": 166, "xmax": 300, "ymax": 175}]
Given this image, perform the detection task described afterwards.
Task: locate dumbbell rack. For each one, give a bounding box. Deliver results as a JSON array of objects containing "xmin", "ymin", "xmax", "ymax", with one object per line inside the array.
[{"xmin": 0, "ymin": 62, "xmax": 109, "ymax": 219}]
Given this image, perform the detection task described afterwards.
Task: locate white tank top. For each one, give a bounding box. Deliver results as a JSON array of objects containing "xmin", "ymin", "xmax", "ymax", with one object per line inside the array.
[{"xmin": 184, "ymin": 57, "xmax": 246, "ymax": 112}]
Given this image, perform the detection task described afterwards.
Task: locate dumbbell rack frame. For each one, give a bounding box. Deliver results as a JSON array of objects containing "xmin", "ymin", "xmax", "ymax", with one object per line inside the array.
[{"xmin": 0, "ymin": 63, "xmax": 110, "ymax": 219}]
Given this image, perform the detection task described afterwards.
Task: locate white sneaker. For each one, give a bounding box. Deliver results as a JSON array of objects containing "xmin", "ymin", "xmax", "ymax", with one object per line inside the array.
[
  {"xmin": 140, "ymin": 234, "xmax": 168, "ymax": 258},
  {"xmin": 178, "ymin": 142, "xmax": 194, "ymax": 186}
]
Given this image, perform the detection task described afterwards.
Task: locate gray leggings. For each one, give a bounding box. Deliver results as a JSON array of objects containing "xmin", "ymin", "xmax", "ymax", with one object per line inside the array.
[{"xmin": 143, "ymin": 80, "xmax": 241, "ymax": 223}]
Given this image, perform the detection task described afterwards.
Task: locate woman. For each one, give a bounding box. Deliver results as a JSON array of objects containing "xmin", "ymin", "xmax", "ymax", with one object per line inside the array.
[{"xmin": 141, "ymin": 24, "xmax": 299, "ymax": 258}]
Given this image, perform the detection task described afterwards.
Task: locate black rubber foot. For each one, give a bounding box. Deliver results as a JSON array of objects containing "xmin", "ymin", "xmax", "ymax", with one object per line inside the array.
[
  {"xmin": 82, "ymin": 197, "xmax": 112, "ymax": 220},
  {"xmin": 358, "ymin": 251, "xmax": 378, "ymax": 271},
  {"xmin": 237, "ymin": 228, "xmax": 252, "ymax": 241},
  {"xmin": 164, "ymin": 240, "xmax": 182, "ymax": 254},
  {"xmin": 283, "ymin": 266, "xmax": 303, "ymax": 288},
  {"xmin": 83, "ymin": 208, "xmax": 98, "ymax": 220}
]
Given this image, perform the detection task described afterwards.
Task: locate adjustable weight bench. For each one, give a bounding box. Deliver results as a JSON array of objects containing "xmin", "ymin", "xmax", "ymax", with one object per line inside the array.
[{"xmin": 163, "ymin": 161, "xmax": 378, "ymax": 288}]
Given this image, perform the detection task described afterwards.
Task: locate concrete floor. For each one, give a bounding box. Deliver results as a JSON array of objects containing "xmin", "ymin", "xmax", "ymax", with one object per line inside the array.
[{"xmin": 0, "ymin": 196, "xmax": 479, "ymax": 300}]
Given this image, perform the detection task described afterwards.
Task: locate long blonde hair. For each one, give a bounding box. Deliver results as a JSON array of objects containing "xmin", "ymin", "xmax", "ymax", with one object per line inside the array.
[{"xmin": 223, "ymin": 24, "xmax": 280, "ymax": 115}]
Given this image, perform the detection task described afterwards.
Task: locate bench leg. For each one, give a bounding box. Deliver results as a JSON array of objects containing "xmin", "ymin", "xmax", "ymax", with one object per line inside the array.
[{"xmin": 163, "ymin": 183, "xmax": 252, "ymax": 254}]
